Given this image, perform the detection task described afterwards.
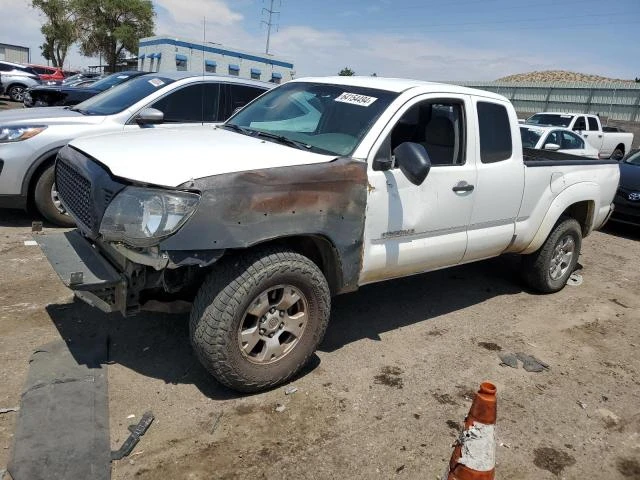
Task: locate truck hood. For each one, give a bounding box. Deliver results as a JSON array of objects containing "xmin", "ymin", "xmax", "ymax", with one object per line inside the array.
[
  {"xmin": 69, "ymin": 126, "xmax": 337, "ymax": 188},
  {"xmin": 0, "ymin": 106, "xmax": 104, "ymax": 126}
]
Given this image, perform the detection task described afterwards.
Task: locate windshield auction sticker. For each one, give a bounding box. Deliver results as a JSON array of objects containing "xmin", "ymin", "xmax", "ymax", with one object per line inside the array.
[
  {"xmin": 335, "ymin": 92, "xmax": 378, "ymax": 107},
  {"xmin": 148, "ymin": 78, "xmax": 165, "ymax": 87}
]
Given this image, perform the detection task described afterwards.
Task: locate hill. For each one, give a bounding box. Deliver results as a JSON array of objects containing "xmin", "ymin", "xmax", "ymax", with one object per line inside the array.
[{"xmin": 497, "ymin": 70, "xmax": 633, "ymax": 83}]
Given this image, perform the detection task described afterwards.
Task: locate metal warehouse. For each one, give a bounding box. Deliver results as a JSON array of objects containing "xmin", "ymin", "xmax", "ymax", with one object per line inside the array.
[
  {"xmin": 137, "ymin": 36, "xmax": 294, "ymax": 84},
  {"xmin": 0, "ymin": 42, "xmax": 30, "ymax": 64}
]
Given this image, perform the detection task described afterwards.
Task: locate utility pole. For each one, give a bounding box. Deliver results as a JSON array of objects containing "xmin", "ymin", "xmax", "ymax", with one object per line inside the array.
[{"xmin": 261, "ymin": 0, "xmax": 280, "ymax": 54}]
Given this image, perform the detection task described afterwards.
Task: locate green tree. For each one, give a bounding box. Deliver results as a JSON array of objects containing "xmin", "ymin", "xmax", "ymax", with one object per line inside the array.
[
  {"xmin": 75, "ymin": 0, "xmax": 154, "ymax": 72},
  {"xmin": 339, "ymin": 67, "xmax": 355, "ymax": 76},
  {"xmin": 32, "ymin": 0, "xmax": 77, "ymax": 67}
]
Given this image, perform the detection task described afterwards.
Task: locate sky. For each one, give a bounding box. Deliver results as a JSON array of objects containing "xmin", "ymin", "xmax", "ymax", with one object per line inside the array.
[{"xmin": 1, "ymin": 0, "xmax": 638, "ymax": 80}]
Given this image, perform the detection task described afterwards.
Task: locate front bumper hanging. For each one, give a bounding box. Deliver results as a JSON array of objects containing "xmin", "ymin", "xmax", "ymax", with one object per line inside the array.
[{"xmin": 35, "ymin": 230, "xmax": 127, "ymax": 314}]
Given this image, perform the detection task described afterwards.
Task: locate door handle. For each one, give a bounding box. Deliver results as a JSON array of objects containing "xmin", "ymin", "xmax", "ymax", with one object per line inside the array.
[
  {"xmin": 598, "ymin": 134, "xmax": 603, "ymax": 138},
  {"xmin": 584, "ymin": 134, "xmax": 588, "ymax": 137},
  {"xmin": 452, "ymin": 183, "xmax": 474, "ymax": 193}
]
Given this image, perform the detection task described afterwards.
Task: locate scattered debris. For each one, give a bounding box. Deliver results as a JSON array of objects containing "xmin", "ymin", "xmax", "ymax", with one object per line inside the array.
[
  {"xmin": 111, "ymin": 411, "xmax": 154, "ymax": 461},
  {"xmin": 284, "ymin": 386, "xmax": 298, "ymax": 395},
  {"xmin": 515, "ymin": 352, "xmax": 549, "ymax": 373},
  {"xmin": 31, "ymin": 221, "xmax": 43, "ymax": 232},
  {"xmin": 131, "ymin": 451, "xmax": 144, "ymax": 457},
  {"xmin": 446, "ymin": 420, "xmax": 460, "ymax": 430},
  {"xmin": 577, "ymin": 401, "xmax": 587, "ymax": 410},
  {"xmin": 601, "ymin": 395, "xmax": 609, "ymax": 402},
  {"xmin": 210, "ymin": 412, "xmax": 223, "ymax": 434},
  {"xmin": 609, "ymin": 298, "xmax": 629, "ymax": 309},
  {"xmin": 395, "ymin": 464, "xmax": 405, "ymax": 473},
  {"xmin": 566, "ymin": 273, "xmax": 583, "ymax": 286},
  {"xmin": 498, "ymin": 352, "xmax": 518, "ymax": 368},
  {"xmin": 274, "ymin": 403, "xmax": 286, "ymax": 413},
  {"xmin": 127, "ymin": 414, "xmax": 136, "ymax": 419},
  {"xmin": 23, "ymin": 240, "xmax": 38, "ymax": 246},
  {"xmin": 500, "ymin": 442, "xmax": 511, "ymax": 449},
  {"xmin": 0, "ymin": 406, "xmax": 19, "ymax": 414},
  {"xmin": 533, "ymin": 447, "xmax": 576, "ymax": 476},
  {"xmin": 374, "ymin": 366, "xmax": 404, "ymax": 389}
]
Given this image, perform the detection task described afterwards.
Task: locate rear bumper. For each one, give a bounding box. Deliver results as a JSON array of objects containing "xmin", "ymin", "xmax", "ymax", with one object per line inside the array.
[{"xmin": 35, "ymin": 230, "xmax": 128, "ymax": 313}]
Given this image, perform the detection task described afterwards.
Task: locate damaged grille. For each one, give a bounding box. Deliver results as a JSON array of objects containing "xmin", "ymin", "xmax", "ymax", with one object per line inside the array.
[{"xmin": 56, "ymin": 158, "xmax": 94, "ymax": 230}]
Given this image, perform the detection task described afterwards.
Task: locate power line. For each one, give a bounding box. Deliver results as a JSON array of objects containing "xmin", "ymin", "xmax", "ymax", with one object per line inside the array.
[{"xmin": 262, "ymin": 0, "xmax": 280, "ymax": 54}]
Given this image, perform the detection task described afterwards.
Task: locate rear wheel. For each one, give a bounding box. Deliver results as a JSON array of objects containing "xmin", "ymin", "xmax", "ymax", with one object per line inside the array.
[
  {"xmin": 611, "ymin": 145, "xmax": 625, "ymax": 161},
  {"xmin": 33, "ymin": 165, "xmax": 75, "ymax": 227},
  {"xmin": 522, "ymin": 218, "xmax": 582, "ymax": 293},
  {"xmin": 190, "ymin": 247, "xmax": 331, "ymax": 392},
  {"xmin": 7, "ymin": 85, "xmax": 26, "ymax": 102}
]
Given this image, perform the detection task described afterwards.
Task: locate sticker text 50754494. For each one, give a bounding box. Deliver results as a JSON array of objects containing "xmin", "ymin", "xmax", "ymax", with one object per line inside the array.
[{"xmin": 335, "ymin": 92, "xmax": 378, "ymax": 107}]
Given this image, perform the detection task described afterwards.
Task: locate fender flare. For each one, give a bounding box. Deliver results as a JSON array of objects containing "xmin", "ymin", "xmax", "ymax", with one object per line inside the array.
[{"xmin": 521, "ymin": 182, "xmax": 599, "ymax": 255}]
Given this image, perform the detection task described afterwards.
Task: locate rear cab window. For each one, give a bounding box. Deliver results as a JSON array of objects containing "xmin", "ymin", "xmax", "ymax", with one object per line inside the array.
[{"xmin": 477, "ymin": 101, "xmax": 513, "ymax": 163}]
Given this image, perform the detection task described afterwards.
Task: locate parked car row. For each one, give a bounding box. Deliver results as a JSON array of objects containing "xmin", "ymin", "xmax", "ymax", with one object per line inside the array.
[
  {"xmin": 0, "ymin": 61, "xmax": 42, "ymax": 102},
  {"xmin": 0, "ymin": 72, "xmax": 271, "ymax": 224}
]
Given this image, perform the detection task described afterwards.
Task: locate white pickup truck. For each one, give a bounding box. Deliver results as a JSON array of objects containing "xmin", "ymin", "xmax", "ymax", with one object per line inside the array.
[
  {"xmin": 37, "ymin": 77, "xmax": 619, "ymax": 392},
  {"xmin": 526, "ymin": 112, "xmax": 634, "ymax": 160}
]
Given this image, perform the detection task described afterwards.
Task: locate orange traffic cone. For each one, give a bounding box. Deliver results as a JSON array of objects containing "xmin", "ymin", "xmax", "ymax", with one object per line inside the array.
[{"xmin": 443, "ymin": 382, "xmax": 497, "ymax": 480}]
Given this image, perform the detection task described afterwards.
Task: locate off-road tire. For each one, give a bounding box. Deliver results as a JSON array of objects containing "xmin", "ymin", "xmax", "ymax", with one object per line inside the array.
[
  {"xmin": 522, "ymin": 217, "xmax": 582, "ymax": 293},
  {"xmin": 33, "ymin": 165, "xmax": 75, "ymax": 227},
  {"xmin": 190, "ymin": 248, "xmax": 331, "ymax": 392}
]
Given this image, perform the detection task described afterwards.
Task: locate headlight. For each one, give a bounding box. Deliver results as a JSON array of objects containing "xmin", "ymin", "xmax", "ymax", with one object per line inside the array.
[
  {"xmin": 99, "ymin": 187, "xmax": 200, "ymax": 247},
  {"xmin": 0, "ymin": 125, "xmax": 47, "ymax": 143}
]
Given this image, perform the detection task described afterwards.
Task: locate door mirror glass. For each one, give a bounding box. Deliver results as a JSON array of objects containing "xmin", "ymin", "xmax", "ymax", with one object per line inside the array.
[
  {"xmin": 544, "ymin": 143, "xmax": 560, "ymax": 151},
  {"xmin": 393, "ymin": 142, "xmax": 431, "ymax": 185},
  {"xmin": 135, "ymin": 107, "xmax": 164, "ymax": 125}
]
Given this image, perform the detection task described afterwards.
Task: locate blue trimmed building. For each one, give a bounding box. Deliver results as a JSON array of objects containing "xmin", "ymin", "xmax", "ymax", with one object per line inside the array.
[{"xmin": 138, "ymin": 36, "xmax": 294, "ymax": 84}]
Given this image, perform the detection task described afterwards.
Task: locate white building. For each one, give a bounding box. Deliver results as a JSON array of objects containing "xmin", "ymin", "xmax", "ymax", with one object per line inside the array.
[
  {"xmin": 137, "ymin": 36, "xmax": 294, "ymax": 84},
  {"xmin": 0, "ymin": 42, "xmax": 30, "ymax": 64}
]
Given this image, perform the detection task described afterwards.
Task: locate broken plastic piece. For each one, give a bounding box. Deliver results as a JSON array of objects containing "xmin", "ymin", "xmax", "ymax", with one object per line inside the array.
[
  {"xmin": 32, "ymin": 221, "xmax": 43, "ymax": 232},
  {"xmin": 515, "ymin": 352, "xmax": 549, "ymax": 372},
  {"xmin": 275, "ymin": 404, "xmax": 286, "ymax": 413},
  {"xmin": 284, "ymin": 386, "xmax": 298, "ymax": 395},
  {"xmin": 498, "ymin": 353, "xmax": 518, "ymax": 368},
  {"xmin": 0, "ymin": 407, "xmax": 19, "ymax": 414},
  {"xmin": 567, "ymin": 273, "xmax": 583, "ymax": 286},
  {"xmin": 111, "ymin": 411, "xmax": 154, "ymax": 461}
]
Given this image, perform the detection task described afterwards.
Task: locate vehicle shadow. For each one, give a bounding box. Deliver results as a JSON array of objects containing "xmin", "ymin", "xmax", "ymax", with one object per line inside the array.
[
  {"xmin": 45, "ymin": 254, "xmax": 525, "ymax": 398},
  {"xmin": 602, "ymin": 221, "xmax": 640, "ymax": 241},
  {"xmin": 320, "ymin": 255, "xmax": 525, "ymax": 352},
  {"xmin": 0, "ymin": 207, "xmax": 69, "ymax": 229}
]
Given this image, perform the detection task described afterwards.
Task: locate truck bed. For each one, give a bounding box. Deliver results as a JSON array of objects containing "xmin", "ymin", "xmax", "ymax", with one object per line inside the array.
[{"xmin": 522, "ymin": 147, "xmax": 619, "ymax": 167}]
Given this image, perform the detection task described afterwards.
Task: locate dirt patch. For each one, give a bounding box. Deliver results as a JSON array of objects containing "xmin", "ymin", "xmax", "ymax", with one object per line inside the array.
[
  {"xmin": 446, "ymin": 420, "xmax": 459, "ymax": 430},
  {"xmin": 432, "ymin": 393, "xmax": 458, "ymax": 406},
  {"xmin": 617, "ymin": 457, "xmax": 640, "ymax": 478},
  {"xmin": 374, "ymin": 366, "xmax": 404, "ymax": 389},
  {"xmin": 478, "ymin": 341, "xmax": 502, "ymax": 351},
  {"xmin": 533, "ymin": 447, "xmax": 576, "ymax": 476}
]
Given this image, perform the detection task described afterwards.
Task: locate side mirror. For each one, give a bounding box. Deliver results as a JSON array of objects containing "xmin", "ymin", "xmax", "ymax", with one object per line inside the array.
[
  {"xmin": 393, "ymin": 142, "xmax": 431, "ymax": 185},
  {"xmin": 544, "ymin": 143, "xmax": 561, "ymax": 151},
  {"xmin": 135, "ymin": 108, "xmax": 164, "ymax": 125}
]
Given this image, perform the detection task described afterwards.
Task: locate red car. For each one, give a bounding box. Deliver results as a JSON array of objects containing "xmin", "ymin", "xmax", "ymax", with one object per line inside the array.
[{"xmin": 27, "ymin": 64, "xmax": 65, "ymax": 82}]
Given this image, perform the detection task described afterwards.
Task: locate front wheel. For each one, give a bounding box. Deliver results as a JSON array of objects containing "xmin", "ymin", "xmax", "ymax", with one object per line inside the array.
[
  {"xmin": 33, "ymin": 165, "xmax": 76, "ymax": 227},
  {"xmin": 521, "ymin": 218, "xmax": 582, "ymax": 293},
  {"xmin": 190, "ymin": 248, "xmax": 331, "ymax": 392},
  {"xmin": 8, "ymin": 85, "xmax": 26, "ymax": 102}
]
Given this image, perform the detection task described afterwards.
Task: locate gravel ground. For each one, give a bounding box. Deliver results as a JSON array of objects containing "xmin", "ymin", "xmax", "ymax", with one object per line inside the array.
[{"xmin": 0, "ymin": 210, "xmax": 639, "ymax": 480}]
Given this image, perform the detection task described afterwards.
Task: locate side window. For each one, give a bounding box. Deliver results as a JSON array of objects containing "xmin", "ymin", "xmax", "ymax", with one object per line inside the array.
[
  {"xmin": 176, "ymin": 59, "xmax": 187, "ymax": 71},
  {"xmin": 587, "ymin": 117, "xmax": 599, "ymax": 131},
  {"xmin": 383, "ymin": 99, "xmax": 466, "ymax": 166},
  {"xmin": 477, "ymin": 101, "xmax": 513, "ymax": 163},
  {"xmin": 561, "ymin": 131, "xmax": 584, "ymax": 150},
  {"xmin": 151, "ymin": 84, "xmax": 207, "ymax": 123},
  {"xmin": 573, "ymin": 116, "xmax": 587, "ymax": 131},
  {"xmin": 229, "ymin": 85, "xmax": 265, "ymax": 112},
  {"xmin": 544, "ymin": 131, "xmax": 562, "ymax": 147}
]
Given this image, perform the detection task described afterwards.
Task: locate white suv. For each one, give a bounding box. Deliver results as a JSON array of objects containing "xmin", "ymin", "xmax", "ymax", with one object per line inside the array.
[{"xmin": 0, "ymin": 61, "xmax": 41, "ymax": 102}]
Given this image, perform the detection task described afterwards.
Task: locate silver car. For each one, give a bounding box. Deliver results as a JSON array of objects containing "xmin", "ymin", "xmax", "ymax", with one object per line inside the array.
[
  {"xmin": 0, "ymin": 72, "xmax": 271, "ymax": 225},
  {"xmin": 0, "ymin": 61, "xmax": 42, "ymax": 102}
]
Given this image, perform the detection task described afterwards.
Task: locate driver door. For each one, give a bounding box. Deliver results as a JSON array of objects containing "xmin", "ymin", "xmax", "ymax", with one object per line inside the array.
[{"xmin": 360, "ymin": 94, "xmax": 478, "ymax": 284}]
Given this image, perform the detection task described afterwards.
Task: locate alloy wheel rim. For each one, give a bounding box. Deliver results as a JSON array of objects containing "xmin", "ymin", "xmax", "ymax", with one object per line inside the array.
[
  {"xmin": 50, "ymin": 182, "xmax": 67, "ymax": 215},
  {"xmin": 549, "ymin": 235, "xmax": 575, "ymax": 280},
  {"xmin": 238, "ymin": 284, "xmax": 308, "ymax": 364}
]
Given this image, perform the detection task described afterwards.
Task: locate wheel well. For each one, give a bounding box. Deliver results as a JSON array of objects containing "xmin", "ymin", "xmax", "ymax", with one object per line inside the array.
[
  {"xmin": 6, "ymin": 82, "xmax": 27, "ymax": 91},
  {"xmin": 615, "ymin": 143, "xmax": 625, "ymax": 154},
  {"xmin": 26, "ymin": 153, "xmax": 57, "ymax": 210},
  {"xmin": 246, "ymin": 235, "xmax": 343, "ymax": 295},
  {"xmin": 562, "ymin": 200, "xmax": 594, "ymax": 236}
]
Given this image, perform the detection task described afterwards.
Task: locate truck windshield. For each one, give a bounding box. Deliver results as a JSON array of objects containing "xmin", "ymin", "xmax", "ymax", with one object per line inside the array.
[
  {"xmin": 526, "ymin": 114, "xmax": 572, "ymax": 127},
  {"xmin": 72, "ymin": 75, "xmax": 175, "ymax": 116},
  {"xmin": 226, "ymin": 82, "xmax": 399, "ymax": 156},
  {"xmin": 519, "ymin": 126, "xmax": 543, "ymax": 148}
]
